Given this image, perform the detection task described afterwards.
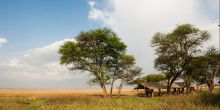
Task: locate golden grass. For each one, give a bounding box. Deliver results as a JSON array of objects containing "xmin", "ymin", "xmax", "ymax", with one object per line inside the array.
[
  {"xmin": 0, "ymin": 89, "xmax": 137, "ymax": 95},
  {"xmin": 0, "ymin": 89, "xmax": 219, "ymax": 110}
]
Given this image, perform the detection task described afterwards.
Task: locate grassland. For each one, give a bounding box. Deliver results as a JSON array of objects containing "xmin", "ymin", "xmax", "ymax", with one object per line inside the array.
[{"xmin": 0, "ymin": 89, "xmax": 220, "ymax": 110}]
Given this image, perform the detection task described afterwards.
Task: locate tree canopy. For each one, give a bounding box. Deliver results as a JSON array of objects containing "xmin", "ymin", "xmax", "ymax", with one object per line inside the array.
[{"xmin": 144, "ymin": 73, "xmax": 166, "ymax": 83}]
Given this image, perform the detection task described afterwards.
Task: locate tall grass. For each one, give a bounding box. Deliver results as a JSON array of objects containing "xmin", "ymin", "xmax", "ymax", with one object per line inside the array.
[{"xmin": 0, "ymin": 92, "xmax": 219, "ymax": 110}]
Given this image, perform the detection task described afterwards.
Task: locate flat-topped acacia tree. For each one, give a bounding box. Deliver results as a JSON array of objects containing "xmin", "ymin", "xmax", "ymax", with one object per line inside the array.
[{"xmin": 59, "ymin": 28, "xmax": 127, "ymax": 97}]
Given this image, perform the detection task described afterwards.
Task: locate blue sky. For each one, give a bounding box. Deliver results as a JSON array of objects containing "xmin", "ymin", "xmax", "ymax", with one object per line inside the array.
[
  {"xmin": 0, "ymin": 0, "xmax": 100, "ymax": 56},
  {"xmin": 0, "ymin": 0, "xmax": 219, "ymax": 89}
]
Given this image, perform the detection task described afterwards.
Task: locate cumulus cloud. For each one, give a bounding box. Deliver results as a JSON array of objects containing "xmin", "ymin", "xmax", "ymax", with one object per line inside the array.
[
  {"xmin": 88, "ymin": 0, "xmax": 116, "ymax": 26},
  {"xmin": 0, "ymin": 37, "xmax": 7, "ymax": 47},
  {"xmin": 88, "ymin": 0, "xmax": 102, "ymax": 20},
  {"xmin": 0, "ymin": 38, "xmax": 101, "ymax": 89},
  {"xmin": 0, "ymin": 39, "xmax": 86, "ymax": 80},
  {"xmin": 88, "ymin": 0, "xmax": 219, "ymax": 74}
]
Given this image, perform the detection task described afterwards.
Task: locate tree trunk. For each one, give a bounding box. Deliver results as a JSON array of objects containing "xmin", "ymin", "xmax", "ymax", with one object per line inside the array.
[
  {"xmin": 99, "ymin": 65, "xmax": 108, "ymax": 97},
  {"xmin": 185, "ymin": 81, "xmax": 191, "ymax": 94},
  {"xmin": 167, "ymin": 78, "xmax": 174, "ymax": 94},
  {"xmin": 167, "ymin": 82, "xmax": 171, "ymax": 94},
  {"xmin": 208, "ymin": 85, "xmax": 214, "ymax": 92},
  {"xmin": 158, "ymin": 89, "xmax": 161, "ymax": 96},
  {"xmin": 110, "ymin": 78, "xmax": 116, "ymax": 97},
  {"xmin": 207, "ymin": 79, "xmax": 214, "ymax": 93},
  {"xmin": 183, "ymin": 75, "xmax": 192, "ymax": 94},
  {"xmin": 101, "ymin": 84, "xmax": 108, "ymax": 97},
  {"xmin": 118, "ymin": 79, "xmax": 125, "ymax": 95},
  {"xmin": 100, "ymin": 80, "xmax": 108, "ymax": 97},
  {"xmin": 166, "ymin": 75, "xmax": 180, "ymax": 94}
]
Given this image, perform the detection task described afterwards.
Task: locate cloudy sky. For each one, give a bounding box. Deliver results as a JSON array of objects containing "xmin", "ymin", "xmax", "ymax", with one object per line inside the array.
[{"xmin": 0, "ymin": 0, "xmax": 219, "ymax": 89}]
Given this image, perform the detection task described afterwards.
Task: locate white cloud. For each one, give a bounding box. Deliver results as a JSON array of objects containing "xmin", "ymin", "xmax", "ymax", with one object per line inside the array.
[
  {"xmin": 88, "ymin": 0, "xmax": 219, "ymax": 74},
  {"xmin": 200, "ymin": 20, "xmax": 220, "ymax": 49},
  {"xmin": 0, "ymin": 38, "xmax": 103, "ymax": 89},
  {"xmin": 88, "ymin": 0, "xmax": 116, "ymax": 26},
  {"xmin": 88, "ymin": 0, "xmax": 103, "ymax": 20},
  {"xmin": 0, "ymin": 39, "xmax": 87, "ymax": 80},
  {"xmin": 207, "ymin": 0, "xmax": 219, "ymax": 12},
  {"xmin": 0, "ymin": 37, "xmax": 7, "ymax": 47}
]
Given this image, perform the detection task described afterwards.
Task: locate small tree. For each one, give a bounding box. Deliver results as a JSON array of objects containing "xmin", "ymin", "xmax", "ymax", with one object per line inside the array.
[
  {"xmin": 128, "ymin": 77, "xmax": 145, "ymax": 85},
  {"xmin": 143, "ymin": 73, "xmax": 166, "ymax": 83},
  {"xmin": 59, "ymin": 28, "xmax": 127, "ymax": 97},
  {"xmin": 117, "ymin": 66, "xmax": 142, "ymax": 95},
  {"xmin": 108, "ymin": 54, "xmax": 136, "ymax": 97},
  {"xmin": 195, "ymin": 47, "xmax": 220, "ymax": 92}
]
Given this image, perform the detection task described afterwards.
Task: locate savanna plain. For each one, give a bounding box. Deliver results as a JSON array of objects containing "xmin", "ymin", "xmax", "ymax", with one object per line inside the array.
[{"xmin": 0, "ymin": 89, "xmax": 220, "ymax": 110}]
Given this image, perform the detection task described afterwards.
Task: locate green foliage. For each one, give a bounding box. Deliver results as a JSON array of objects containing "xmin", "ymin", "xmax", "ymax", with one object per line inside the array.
[
  {"xmin": 59, "ymin": 28, "xmax": 127, "ymax": 73},
  {"xmin": 87, "ymin": 74, "xmax": 111, "ymax": 85},
  {"xmin": 128, "ymin": 73, "xmax": 165, "ymax": 85},
  {"xmin": 128, "ymin": 77, "xmax": 145, "ymax": 85},
  {"xmin": 152, "ymin": 24, "xmax": 210, "ymax": 74},
  {"xmin": 143, "ymin": 73, "xmax": 166, "ymax": 83},
  {"xmin": 124, "ymin": 66, "xmax": 143, "ymax": 82},
  {"xmin": 108, "ymin": 54, "xmax": 136, "ymax": 78}
]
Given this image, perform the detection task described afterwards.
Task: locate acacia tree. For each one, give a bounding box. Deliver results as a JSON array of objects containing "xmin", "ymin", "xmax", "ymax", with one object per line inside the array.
[
  {"xmin": 194, "ymin": 47, "xmax": 220, "ymax": 92},
  {"xmin": 143, "ymin": 73, "xmax": 166, "ymax": 83},
  {"xmin": 128, "ymin": 77, "xmax": 145, "ymax": 85},
  {"xmin": 59, "ymin": 28, "xmax": 126, "ymax": 97},
  {"xmin": 117, "ymin": 66, "xmax": 142, "ymax": 95},
  {"xmin": 108, "ymin": 54, "xmax": 136, "ymax": 97},
  {"xmin": 151, "ymin": 24, "xmax": 210, "ymax": 94},
  {"xmin": 128, "ymin": 73, "xmax": 165, "ymax": 85}
]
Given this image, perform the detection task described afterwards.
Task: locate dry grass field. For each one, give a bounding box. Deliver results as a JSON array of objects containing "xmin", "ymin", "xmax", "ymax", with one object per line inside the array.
[
  {"xmin": 0, "ymin": 89, "xmax": 136, "ymax": 96},
  {"xmin": 0, "ymin": 89, "xmax": 220, "ymax": 110}
]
